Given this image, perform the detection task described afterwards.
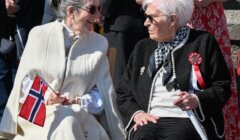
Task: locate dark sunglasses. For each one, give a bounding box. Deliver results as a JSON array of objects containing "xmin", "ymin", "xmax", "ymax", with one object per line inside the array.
[
  {"xmin": 76, "ymin": 5, "xmax": 101, "ymax": 15},
  {"xmin": 144, "ymin": 14, "xmax": 154, "ymax": 22}
]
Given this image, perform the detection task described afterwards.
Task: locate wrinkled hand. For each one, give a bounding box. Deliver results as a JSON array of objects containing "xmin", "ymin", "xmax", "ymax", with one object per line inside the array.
[
  {"xmin": 47, "ymin": 92, "xmax": 66, "ymax": 105},
  {"xmin": 62, "ymin": 97, "xmax": 80, "ymax": 105},
  {"xmin": 133, "ymin": 112, "xmax": 159, "ymax": 131},
  {"xmin": 173, "ymin": 91, "xmax": 199, "ymax": 111},
  {"xmin": 5, "ymin": 0, "xmax": 20, "ymax": 16}
]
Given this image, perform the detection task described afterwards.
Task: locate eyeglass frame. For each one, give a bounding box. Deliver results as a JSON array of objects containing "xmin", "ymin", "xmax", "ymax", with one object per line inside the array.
[
  {"xmin": 74, "ymin": 5, "xmax": 101, "ymax": 15},
  {"xmin": 144, "ymin": 13, "xmax": 168, "ymax": 23}
]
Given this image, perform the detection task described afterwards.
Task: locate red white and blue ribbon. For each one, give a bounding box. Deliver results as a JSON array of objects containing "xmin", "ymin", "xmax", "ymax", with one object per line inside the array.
[{"xmin": 188, "ymin": 52, "xmax": 206, "ymax": 89}]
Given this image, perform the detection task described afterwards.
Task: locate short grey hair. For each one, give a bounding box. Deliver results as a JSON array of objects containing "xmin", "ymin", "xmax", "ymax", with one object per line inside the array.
[
  {"xmin": 143, "ymin": 0, "xmax": 194, "ymax": 27},
  {"xmin": 55, "ymin": 0, "xmax": 94, "ymax": 18}
]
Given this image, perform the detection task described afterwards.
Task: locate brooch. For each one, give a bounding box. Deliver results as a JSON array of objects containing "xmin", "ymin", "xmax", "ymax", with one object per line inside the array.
[
  {"xmin": 188, "ymin": 52, "xmax": 206, "ymax": 89},
  {"xmin": 188, "ymin": 52, "xmax": 202, "ymax": 66},
  {"xmin": 140, "ymin": 66, "xmax": 145, "ymax": 75}
]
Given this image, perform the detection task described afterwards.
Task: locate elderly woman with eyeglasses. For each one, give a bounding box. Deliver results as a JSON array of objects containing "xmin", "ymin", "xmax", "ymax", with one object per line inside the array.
[
  {"xmin": 116, "ymin": 0, "xmax": 231, "ymax": 140},
  {"xmin": 0, "ymin": 0, "xmax": 125, "ymax": 140}
]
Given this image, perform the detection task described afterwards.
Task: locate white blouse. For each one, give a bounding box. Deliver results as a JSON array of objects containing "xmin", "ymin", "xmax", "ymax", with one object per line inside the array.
[{"xmin": 150, "ymin": 68, "xmax": 188, "ymax": 118}]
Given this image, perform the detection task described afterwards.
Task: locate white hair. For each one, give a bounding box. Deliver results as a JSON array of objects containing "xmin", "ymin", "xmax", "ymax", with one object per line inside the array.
[
  {"xmin": 143, "ymin": 0, "xmax": 194, "ymax": 27},
  {"xmin": 55, "ymin": 0, "xmax": 94, "ymax": 18}
]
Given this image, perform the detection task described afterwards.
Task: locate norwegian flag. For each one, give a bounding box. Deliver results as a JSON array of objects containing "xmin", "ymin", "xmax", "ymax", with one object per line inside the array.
[{"xmin": 19, "ymin": 75, "xmax": 48, "ymax": 127}]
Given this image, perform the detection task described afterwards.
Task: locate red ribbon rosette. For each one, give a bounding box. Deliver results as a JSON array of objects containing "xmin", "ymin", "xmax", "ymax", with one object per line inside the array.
[
  {"xmin": 188, "ymin": 52, "xmax": 202, "ymax": 66},
  {"xmin": 188, "ymin": 52, "xmax": 206, "ymax": 89}
]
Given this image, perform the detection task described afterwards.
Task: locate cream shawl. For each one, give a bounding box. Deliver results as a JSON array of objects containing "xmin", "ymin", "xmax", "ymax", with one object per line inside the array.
[{"xmin": 0, "ymin": 20, "xmax": 126, "ymax": 140}]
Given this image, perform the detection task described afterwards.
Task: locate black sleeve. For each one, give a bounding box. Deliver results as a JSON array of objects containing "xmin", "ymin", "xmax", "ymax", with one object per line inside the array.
[
  {"xmin": 196, "ymin": 34, "xmax": 231, "ymax": 116},
  {"xmin": 116, "ymin": 46, "xmax": 142, "ymax": 130}
]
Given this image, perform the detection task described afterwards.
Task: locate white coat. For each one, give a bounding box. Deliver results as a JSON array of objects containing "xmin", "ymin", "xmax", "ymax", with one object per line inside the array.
[{"xmin": 0, "ymin": 20, "xmax": 126, "ymax": 140}]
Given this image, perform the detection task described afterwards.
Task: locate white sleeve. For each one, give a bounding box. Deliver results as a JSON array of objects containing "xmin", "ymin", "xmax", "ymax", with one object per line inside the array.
[
  {"xmin": 76, "ymin": 86, "xmax": 104, "ymax": 115},
  {"xmin": 19, "ymin": 75, "xmax": 34, "ymax": 103}
]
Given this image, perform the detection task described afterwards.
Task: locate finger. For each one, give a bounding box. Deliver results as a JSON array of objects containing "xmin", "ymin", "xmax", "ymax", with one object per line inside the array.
[
  {"xmin": 185, "ymin": 105, "xmax": 191, "ymax": 110},
  {"xmin": 136, "ymin": 119, "xmax": 144, "ymax": 126},
  {"xmin": 62, "ymin": 98, "xmax": 71, "ymax": 105},
  {"xmin": 142, "ymin": 117, "xmax": 148, "ymax": 125},
  {"xmin": 56, "ymin": 96, "xmax": 67, "ymax": 103},
  {"xmin": 133, "ymin": 123, "xmax": 140, "ymax": 131},
  {"xmin": 176, "ymin": 102, "xmax": 185, "ymax": 108},
  {"xmin": 181, "ymin": 105, "xmax": 191, "ymax": 111},
  {"xmin": 177, "ymin": 92, "xmax": 184, "ymax": 97},
  {"xmin": 50, "ymin": 94, "xmax": 66, "ymax": 104},
  {"xmin": 173, "ymin": 98, "xmax": 184, "ymax": 105},
  {"xmin": 150, "ymin": 115, "xmax": 160, "ymax": 120},
  {"xmin": 147, "ymin": 116, "xmax": 158, "ymax": 123},
  {"xmin": 182, "ymin": 99, "xmax": 189, "ymax": 104},
  {"xmin": 134, "ymin": 117, "xmax": 144, "ymax": 126}
]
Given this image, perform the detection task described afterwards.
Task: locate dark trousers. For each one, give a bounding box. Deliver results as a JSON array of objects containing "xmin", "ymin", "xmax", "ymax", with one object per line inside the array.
[
  {"xmin": 104, "ymin": 31, "xmax": 147, "ymax": 87},
  {"xmin": 131, "ymin": 118, "xmax": 201, "ymax": 140},
  {"xmin": 0, "ymin": 52, "xmax": 17, "ymax": 122}
]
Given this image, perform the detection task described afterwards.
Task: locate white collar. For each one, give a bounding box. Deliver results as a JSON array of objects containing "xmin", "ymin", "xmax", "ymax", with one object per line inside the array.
[{"xmin": 61, "ymin": 20, "xmax": 80, "ymax": 40}]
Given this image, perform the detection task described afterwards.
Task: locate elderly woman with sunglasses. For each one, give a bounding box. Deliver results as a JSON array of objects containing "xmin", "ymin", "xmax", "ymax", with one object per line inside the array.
[
  {"xmin": 0, "ymin": 0, "xmax": 125, "ymax": 140},
  {"xmin": 116, "ymin": 0, "xmax": 231, "ymax": 140}
]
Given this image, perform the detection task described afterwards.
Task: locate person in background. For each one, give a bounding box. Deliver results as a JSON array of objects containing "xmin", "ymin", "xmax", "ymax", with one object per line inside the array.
[
  {"xmin": 42, "ymin": 0, "xmax": 58, "ymax": 24},
  {"xmin": 0, "ymin": 0, "xmax": 125, "ymax": 139},
  {"xmin": 116, "ymin": 0, "xmax": 231, "ymax": 139},
  {"xmin": 13, "ymin": 0, "xmax": 45, "ymax": 61},
  {"xmin": 0, "ymin": 0, "xmax": 20, "ymax": 123},
  {"xmin": 0, "ymin": 0, "xmax": 44, "ymax": 123},
  {"xmin": 189, "ymin": 0, "xmax": 239, "ymax": 139},
  {"xmin": 100, "ymin": 0, "xmax": 148, "ymax": 86}
]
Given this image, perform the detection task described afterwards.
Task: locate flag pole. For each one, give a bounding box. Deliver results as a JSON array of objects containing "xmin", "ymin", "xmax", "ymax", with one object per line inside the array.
[{"xmin": 36, "ymin": 74, "xmax": 58, "ymax": 94}]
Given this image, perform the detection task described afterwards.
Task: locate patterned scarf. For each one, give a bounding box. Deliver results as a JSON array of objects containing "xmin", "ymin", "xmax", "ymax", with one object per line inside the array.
[
  {"xmin": 155, "ymin": 26, "xmax": 190, "ymax": 69},
  {"xmin": 148, "ymin": 26, "xmax": 190, "ymax": 86}
]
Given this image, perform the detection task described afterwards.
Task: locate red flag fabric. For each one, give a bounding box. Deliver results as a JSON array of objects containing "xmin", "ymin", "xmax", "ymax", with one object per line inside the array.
[{"xmin": 19, "ymin": 75, "xmax": 48, "ymax": 127}]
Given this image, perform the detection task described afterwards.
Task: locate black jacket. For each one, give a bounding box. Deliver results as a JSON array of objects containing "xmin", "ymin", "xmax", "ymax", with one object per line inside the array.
[{"xmin": 116, "ymin": 29, "xmax": 231, "ymax": 140}]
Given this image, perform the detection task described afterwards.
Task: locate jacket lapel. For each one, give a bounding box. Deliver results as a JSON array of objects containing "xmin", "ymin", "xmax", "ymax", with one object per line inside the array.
[
  {"xmin": 45, "ymin": 21, "xmax": 66, "ymax": 91},
  {"xmin": 174, "ymin": 45, "xmax": 192, "ymax": 91}
]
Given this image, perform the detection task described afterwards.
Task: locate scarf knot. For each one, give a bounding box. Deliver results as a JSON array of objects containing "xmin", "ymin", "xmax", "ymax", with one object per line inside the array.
[{"xmin": 151, "ymin": 26, "xmax": 190, "ymax": 85}]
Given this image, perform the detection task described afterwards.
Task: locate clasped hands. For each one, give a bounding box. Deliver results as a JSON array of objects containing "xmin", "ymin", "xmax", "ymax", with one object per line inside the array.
[
  {"xmin": 47, "ymin": 92, "xmax": 80, "ymax": 105},
  {"xmin": 133, "ymin": 91, "xmax": 199, "ymax": 131}
]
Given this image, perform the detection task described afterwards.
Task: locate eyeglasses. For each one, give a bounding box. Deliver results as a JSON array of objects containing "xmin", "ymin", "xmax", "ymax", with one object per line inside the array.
[
  {"xmin": 144, "ymin": 13, "xmax": 167, "ymax": 23},
  {"xmin": 144, "ymin": 14, "xmax": 155, "ymax": 23},
  {"xmin": 75, "ymin": 5, "xmax": 101, "ymax": 15}
]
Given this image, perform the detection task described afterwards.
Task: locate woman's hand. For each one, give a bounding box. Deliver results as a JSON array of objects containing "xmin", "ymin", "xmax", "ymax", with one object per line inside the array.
[
  {"xmin": 47, "ymin": 92, "xmax": 66, "ymax": 105},
  {"xmin": 47, "ymin": 92, "xmax": 81, "ymax": 105},
  {"xmin": 62, "ymin": 97, "xmax": 80, "ymax": 105},
  {"xmin": 173, "ymin": 91, "xmax": 199, "ymax": 111},
  {"xmin": 133, "ymin": 112, "xmax": 159, "ymax": 131}
]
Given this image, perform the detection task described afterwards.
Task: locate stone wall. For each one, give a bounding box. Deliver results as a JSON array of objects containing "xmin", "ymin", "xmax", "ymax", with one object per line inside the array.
[
  {"xmin": 223, "ymin": 0, "xmax": 240, "ymax": 108},
  {"xmin": 223, "ymin": 0, "xmax": 240, "ymax": 68}
]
